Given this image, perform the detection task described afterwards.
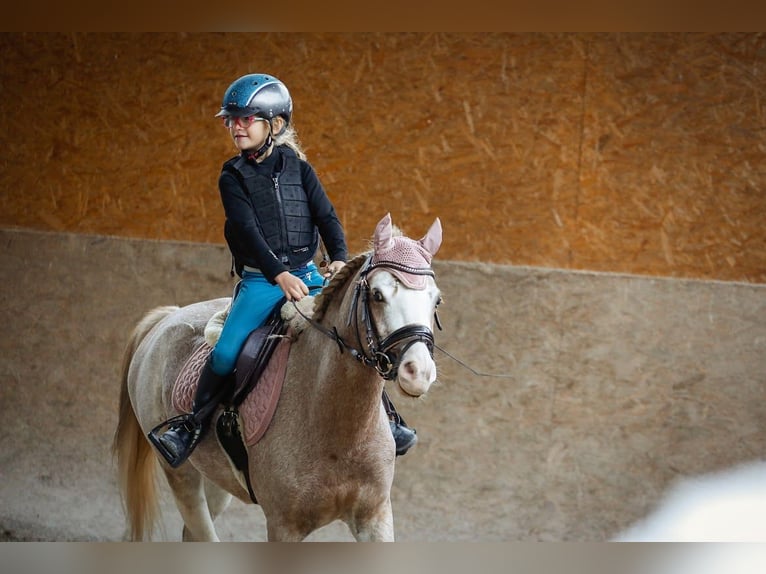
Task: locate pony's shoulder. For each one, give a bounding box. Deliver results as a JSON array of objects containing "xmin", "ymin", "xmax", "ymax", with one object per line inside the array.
[{"xmin": 280, "ymin": 296, "xmax": 315, "ymax": 336}]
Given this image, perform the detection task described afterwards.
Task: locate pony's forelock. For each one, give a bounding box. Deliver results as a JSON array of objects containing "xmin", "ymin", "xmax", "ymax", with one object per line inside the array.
[{"xmin": 366, "ymin": 224, "xmax": 404, "ymax": 251}]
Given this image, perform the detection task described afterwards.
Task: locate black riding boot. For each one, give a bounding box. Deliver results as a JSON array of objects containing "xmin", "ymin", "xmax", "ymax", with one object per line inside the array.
[
  {"xmin": 148, "ymin": 359, "xmax": 227, "ymax": 468},
  {"xmin": 382, "ymin": 389, "xmax": 418, "ymax": 456}
]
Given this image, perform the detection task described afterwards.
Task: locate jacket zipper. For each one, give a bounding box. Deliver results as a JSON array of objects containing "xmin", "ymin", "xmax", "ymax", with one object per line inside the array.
[{"xmin": 273, "ymin": 174, "xmax": 290, "ymax": 265}]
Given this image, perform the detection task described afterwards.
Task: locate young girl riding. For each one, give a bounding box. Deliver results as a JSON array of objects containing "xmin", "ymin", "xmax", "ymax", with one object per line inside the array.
[{"xmin": 149, "ymin": 73, "xmax": 417, "ymax": 467}]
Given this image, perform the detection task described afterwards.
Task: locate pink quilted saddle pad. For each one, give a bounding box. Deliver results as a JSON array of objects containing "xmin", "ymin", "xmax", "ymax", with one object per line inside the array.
[{"xmin": 171, "ymin": 338, "xmax": 291, "ymax": 446}]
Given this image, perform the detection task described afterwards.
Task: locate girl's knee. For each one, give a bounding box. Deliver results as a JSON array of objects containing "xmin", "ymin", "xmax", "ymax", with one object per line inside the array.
[{"xmin": 210, "ymin": 347, "xmax": 237, "ymax": 376}]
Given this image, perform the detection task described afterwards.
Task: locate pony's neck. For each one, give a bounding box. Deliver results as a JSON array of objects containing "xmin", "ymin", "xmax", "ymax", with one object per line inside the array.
[
  {"xmin": 294, "ymin": 262, "xmax": 387, "ymax": 436},
  {"xmin": 301, "ymin": 324, "xmax": 384, "ymax": 419}
]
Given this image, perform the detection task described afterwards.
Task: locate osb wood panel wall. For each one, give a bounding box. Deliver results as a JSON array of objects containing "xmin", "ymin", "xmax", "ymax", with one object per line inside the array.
[{"xmin": 1, "ymin": 33, "xmax": 765, "ymax": 283}]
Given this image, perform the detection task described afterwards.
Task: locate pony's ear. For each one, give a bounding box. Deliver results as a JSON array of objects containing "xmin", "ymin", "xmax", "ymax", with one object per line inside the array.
[
  {"xmin": 374, "ymin": 213, "xmax": 394, "ymax": 252},
  {"xmin": 419, "ymin": 217, "xmax": 442, "ymax": 256}
]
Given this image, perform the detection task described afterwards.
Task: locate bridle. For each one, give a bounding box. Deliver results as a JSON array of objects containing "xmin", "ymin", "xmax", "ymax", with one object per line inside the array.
[
  {"xmin": 350, "ymin": 257, "xmax": 440, "ymax": 380},
  {"xmin": 293, "ymin": 256, "xmax": 441, "ymax": 381}
]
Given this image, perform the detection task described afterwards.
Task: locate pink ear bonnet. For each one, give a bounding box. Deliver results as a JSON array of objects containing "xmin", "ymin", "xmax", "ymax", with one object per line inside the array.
[{"xmin": 368, "ymin": 213, "xmax": 442, "ymax": 290}]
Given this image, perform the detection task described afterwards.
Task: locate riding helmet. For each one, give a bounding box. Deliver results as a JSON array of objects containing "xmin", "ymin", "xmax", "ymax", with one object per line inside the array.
[{"xmin": 215, "ymin": 73, "xmax": 293, "ymax": 126}]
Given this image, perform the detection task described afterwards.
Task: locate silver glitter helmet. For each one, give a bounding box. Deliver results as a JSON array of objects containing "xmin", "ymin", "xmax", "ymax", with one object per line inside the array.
[{"xmin": 215, "ymin": 73, "xmax": 292, "ymax": 131}]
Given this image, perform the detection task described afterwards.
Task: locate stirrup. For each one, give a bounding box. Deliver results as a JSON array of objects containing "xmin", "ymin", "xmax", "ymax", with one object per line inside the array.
[{"xmin": 147, "ymin": 415, "xmax": 201, "ymax": 468}]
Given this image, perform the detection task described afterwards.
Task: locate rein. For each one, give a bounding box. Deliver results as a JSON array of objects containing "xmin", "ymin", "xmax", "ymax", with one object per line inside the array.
[
  {"xmin": 292, "ymin": 256, "xmax": 439, "ymax": 380},
  {"xmin": 294, "ymin": 255, "xmax": 513, "ymax": 380}
]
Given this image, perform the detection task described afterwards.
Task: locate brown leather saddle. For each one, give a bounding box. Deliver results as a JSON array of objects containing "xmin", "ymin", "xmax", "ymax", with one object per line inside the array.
[{"xmin": 172, "ymin": 315, "xmax": 289, "ymax": 440}]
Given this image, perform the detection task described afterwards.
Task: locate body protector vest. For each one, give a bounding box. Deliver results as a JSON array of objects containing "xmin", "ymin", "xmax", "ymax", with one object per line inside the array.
[{"xmin": 223, "ymin": 147, "xmax": 318, "ymax": 276}]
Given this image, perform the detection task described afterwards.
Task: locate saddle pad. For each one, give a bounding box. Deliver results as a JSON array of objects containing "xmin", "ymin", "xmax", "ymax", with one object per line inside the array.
[{"xmin": 171, "ymin": 338, "xmax": 291, "ymax": 446}]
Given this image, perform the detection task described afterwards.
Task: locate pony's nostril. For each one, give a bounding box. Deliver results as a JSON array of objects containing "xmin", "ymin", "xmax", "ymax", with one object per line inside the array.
[{"xmin": 402, "ymin": 361, "xmax": 418, "ymax": 378}]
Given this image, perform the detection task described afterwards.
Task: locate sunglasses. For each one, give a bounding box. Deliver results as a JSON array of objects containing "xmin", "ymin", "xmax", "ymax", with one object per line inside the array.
[{"xmin": 221, "ymin": 115, "xmax": 268, "ymax": 129}]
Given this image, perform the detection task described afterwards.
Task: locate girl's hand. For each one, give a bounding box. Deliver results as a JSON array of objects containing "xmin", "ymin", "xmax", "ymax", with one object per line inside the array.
[
  {"xmin": 275, "ymin": 271, "xmax": 309, "ymax": 301},
  {"xmin": 324, "ymin": 260, "xmax": 346, "ymax": 278}
]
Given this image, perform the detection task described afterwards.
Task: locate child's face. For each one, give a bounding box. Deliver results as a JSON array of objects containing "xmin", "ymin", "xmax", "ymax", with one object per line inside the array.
[{"xmin": 228, "ymin": 116, "xmax": 271, "ymax": 152}]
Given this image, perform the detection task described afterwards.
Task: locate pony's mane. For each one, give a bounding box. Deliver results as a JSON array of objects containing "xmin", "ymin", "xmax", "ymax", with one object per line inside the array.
[{"xmin": 312, "ymin": 251, "xmax": 369, "ymax": 322}]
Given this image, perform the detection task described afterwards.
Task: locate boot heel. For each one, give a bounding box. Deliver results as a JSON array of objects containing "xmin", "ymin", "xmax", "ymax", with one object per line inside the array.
[{"xmin": 390, "ymin": 421, "xmax": 418, "ymax": 456}]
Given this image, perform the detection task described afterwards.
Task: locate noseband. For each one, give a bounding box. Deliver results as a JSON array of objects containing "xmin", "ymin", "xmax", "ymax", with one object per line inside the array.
[{"xmin": 295, "ymin": 256, "xmax": 440, "ymax": 380}]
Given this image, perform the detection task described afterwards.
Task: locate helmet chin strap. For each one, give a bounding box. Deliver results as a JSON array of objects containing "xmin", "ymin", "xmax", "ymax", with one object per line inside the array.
[{"xmin": 245, "ymin": 132, "xmax": 273, "ymax": 162}]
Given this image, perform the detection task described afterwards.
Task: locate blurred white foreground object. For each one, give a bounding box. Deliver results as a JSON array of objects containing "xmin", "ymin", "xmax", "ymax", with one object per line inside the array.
[{"xmin": 614, "ymin": 460, "xmax": 766, "ymax": 542}]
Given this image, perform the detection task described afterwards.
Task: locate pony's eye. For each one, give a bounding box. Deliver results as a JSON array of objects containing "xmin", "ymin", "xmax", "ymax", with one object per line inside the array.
[{"xmin": 372, "ymin": 289, "xmax": 385, "ymax": 303}]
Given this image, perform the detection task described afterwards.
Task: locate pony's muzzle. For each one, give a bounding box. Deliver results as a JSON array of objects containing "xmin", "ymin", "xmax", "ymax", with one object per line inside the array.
[{"xmin": 396, "ymin": 343, "xmax": 436, "ymax": 396}]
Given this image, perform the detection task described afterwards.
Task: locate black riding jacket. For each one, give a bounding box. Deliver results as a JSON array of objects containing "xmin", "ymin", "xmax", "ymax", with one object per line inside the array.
[{"xmin": 219, "ymin": 146, "xmax": 348, "ymax": 282}]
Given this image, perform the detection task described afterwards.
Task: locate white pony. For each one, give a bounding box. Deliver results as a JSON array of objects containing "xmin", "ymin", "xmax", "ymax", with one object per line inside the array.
[{"xmin": 113, "ymin": 213, "xmax": 443, "ymax": 541}]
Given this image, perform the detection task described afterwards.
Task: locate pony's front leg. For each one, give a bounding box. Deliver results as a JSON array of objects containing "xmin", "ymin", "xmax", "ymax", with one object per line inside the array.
[
  {"xmin": 349, "ymin": 500, "xmax": 395, "ymax": 542},
  {"xmin": 265, "ymin": 519, "xmax": 309, "ymax": 542}
]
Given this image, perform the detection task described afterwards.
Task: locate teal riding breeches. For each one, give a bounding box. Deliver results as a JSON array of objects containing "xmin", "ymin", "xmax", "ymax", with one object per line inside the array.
[{"xmin": 209, "ymin": 263, "xmax": 324, "ymax": 376}]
